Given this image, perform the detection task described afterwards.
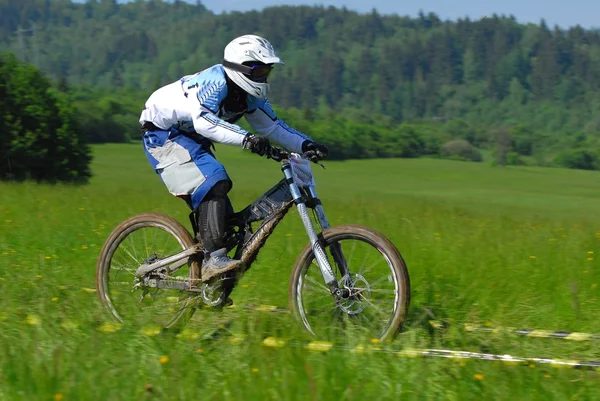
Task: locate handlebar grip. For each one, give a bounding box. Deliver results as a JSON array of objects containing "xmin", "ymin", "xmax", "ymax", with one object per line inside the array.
[{"xmin": 265, "ymin": 147, "xmax": 324, "ymax": 164}]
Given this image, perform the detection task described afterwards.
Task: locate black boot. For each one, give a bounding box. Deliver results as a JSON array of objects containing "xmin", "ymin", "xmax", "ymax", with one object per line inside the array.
[{"xmin": 196, "ymin": 181, "xmax": 245, "ymax": 281}]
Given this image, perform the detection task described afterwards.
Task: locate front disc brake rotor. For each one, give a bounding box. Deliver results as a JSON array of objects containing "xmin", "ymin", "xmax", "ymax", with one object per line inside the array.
[{"xmin": 337, "ymin": 274, "xmax": 370, "ymax": 315}]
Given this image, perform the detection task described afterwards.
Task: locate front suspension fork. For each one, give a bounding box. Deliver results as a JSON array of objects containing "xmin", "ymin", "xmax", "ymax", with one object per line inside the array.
[
  {"xmin": 283, "ymin": 165, "xmax": 349, "ymax": 298},
  {"xmin": 309, "ymin": 187, "xmax": 350, "ymax": 280}
]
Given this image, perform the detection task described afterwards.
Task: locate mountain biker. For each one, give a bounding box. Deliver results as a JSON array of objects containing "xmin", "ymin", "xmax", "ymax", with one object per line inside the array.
[{"xmin": 139, "ymin": 34, "xmax": 328, "ymax": 281}]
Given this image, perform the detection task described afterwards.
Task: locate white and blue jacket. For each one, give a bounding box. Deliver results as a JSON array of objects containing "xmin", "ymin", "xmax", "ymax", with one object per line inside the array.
[{"xmin": 139, "ymin": 64, "xmax": 311, "ymax": 152}]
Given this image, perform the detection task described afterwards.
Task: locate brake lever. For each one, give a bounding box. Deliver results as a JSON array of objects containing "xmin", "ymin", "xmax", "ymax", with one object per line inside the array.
[
  {"xmin": 267, "ymin": 147, "xmax": 287, "ymax": 162},
  {"xmin": 267, "ymin": 153, "xmax": 282, "ymax": 162},
  {"xmin": 308, "ymin": 154, "xmax": 326, "ymax": 169}
]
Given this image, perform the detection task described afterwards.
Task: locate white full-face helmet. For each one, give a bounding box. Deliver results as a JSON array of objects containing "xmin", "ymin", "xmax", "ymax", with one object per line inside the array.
[{"xmin": 222, "ymin": 34, "xmax": 284, "ymax": 99}]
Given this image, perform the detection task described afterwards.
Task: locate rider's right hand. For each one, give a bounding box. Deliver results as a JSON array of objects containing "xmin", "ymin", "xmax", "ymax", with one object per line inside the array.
[{"xmin": 243, "ymin": 133, "xmax": 271, "ymax": 156}]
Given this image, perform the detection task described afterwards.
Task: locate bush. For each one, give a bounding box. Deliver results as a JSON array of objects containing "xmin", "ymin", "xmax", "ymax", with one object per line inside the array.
[
  {"xmin": 510, "ymin": 124, "xmax": 534, "ymax": 156},
  {"xmin": 554, "ymin": 149, "xmax": 597, "ymax": 170},
  {"xmin": 71, "ymin": 89, "xmax": 145, "ymax": 143},
  {"xmin": 0, "ymin": 52, "xmax": 92, "ymax": 183},
  {"xmin": 439, "ymin": 139, "xmax": 483, "ymax": 162},
  {"xmin": 506, "ymin": 151, "xmax": 526, "ymax": 166}
]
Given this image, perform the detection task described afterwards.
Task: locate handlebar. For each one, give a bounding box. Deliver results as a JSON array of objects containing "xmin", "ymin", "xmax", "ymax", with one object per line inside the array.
[{"xmin": 265, "ymin": 146, "xmax": 325, "ymax": 165}]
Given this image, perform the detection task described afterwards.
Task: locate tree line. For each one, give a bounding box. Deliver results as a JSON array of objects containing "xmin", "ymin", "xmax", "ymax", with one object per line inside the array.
[{"xmin": 2, "ymin": 1, "xmax": 600, "ymax": 182}]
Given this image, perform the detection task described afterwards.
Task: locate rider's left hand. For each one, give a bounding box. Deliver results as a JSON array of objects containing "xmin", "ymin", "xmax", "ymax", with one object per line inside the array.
[
  {"xmin": 243, "ymin": 133, "xmax": 271, "ymax": 156},
  {"xmin": 302, "ymin": 140, "xmax": 329, "ymax": 160}
]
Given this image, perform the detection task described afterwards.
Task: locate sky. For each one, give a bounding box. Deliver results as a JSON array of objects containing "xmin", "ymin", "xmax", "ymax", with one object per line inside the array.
[
  {"xmin": 103, "ymin": 0, "xmax": 599, "ymax": 29},
  {"xmin": 193, "ymin": 0, "xmax": 599, "ymax": 29}
]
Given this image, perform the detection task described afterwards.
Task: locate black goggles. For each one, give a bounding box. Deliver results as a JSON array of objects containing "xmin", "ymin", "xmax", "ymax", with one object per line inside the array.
[{"xmin": 223, "ymin": 60, "xmax": 273, "ymax": 83}]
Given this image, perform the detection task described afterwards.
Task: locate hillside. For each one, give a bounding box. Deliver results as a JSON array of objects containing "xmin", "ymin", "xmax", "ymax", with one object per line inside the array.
[
  {"xmin": 1, "ymin": 1, "xmax": 599, "ymax": 128},
  {"xmin": 1, "ymin": 0, "xmax": 600, "ymax": 169}
]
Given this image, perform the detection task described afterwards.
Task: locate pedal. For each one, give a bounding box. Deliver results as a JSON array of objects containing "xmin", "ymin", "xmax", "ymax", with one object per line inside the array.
[{"xmin": 200, "ymin": 282, "xmax": 227, "ymax": 307}]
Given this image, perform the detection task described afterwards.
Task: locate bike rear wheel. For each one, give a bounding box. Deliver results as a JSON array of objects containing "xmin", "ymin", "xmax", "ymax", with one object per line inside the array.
[
  {"xmin": 289, "ymin": 224, "xmax": 410, "ymax": 342},
  {"xmin": 95, "ymin": 213, "xmax": 200, "ymax": 329}
]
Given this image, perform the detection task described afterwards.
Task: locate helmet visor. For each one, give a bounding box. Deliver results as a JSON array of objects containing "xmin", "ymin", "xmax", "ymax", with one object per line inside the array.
[
  {"xmin": 242, "ymin": 62, "xmax": 273, "ymax": 83},
  {"xmin": 249, "ymin": 64, "xmax": 272, "ymax": 82},
  {"xmin": 223, "ymin": 60, "xmax": 273, "ymax": 83}
]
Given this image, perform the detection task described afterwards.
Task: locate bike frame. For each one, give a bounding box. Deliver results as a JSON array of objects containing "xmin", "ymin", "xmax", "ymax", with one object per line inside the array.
[{"xmin": 134, "ymin": 153, "xmax": 351, "ymax": 297}]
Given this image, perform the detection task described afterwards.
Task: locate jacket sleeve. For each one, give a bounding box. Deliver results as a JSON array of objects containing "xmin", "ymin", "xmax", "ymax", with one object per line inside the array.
[
  {"xmin": 244, "ymin": 99, "xmax": 312, "ymax": 153},
  {"xmin": 190, "ymin": 81, "xmax": 249, "ymax": 147}
]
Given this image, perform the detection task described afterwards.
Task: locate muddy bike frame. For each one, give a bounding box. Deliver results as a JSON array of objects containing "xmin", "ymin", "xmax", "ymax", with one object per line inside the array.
[{"xmin": 133, "ymin": 148, "xmax": 352, "ymax": 303}]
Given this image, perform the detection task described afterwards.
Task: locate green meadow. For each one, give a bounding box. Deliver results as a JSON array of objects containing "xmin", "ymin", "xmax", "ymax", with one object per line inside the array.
[{"xmin": 1, "ymin": 143, "xmax": 599, "ymax": 400}]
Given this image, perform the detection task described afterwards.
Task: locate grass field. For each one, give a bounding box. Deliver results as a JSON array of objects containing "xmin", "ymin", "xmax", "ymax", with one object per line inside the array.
[{"xmin": 1, "ymin": 143, "xmax": 599, "ymax": 400}]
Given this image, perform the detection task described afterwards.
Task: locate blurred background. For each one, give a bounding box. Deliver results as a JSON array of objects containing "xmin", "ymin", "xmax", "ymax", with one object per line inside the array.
[
  {"xmin": 1, "ymin": 1, "xmax": 600, "ymax": 400},
  {"xmin": 2, "ymin": 0, "xmax": 600, "ymax": 172}
]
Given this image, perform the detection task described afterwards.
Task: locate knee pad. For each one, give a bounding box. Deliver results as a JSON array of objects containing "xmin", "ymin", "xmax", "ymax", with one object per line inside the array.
[
  {"xmin": 195, "ymin": 180, "xmax": 231, "ymax": 252},
  {"xmin": 206, "ymin": 180, "xmax": 232, "ymax": 200}
]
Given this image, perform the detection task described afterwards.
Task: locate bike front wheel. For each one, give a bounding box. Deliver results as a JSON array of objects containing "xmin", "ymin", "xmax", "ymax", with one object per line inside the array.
[
  {"xmin": 95, "ymin": 213, "xmax": 200, "ymax": 329},
  {"xmin": 289, "ymin": 224, "xmax": 410, "ymax": 342}
]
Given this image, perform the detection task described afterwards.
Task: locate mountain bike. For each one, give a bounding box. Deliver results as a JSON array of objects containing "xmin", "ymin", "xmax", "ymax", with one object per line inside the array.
[{"xmin": 95, "ymin": 147, "xmax": 411, "ymax": 341}]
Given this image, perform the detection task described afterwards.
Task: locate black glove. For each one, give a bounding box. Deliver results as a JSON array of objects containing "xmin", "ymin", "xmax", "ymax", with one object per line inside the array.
[
  {"xmin": 302, "ymin": 140, "xmax": 329, "ymax": 160},
  {"xmin": 243, "ymin": 133, "xmax": 271, "ymax": 156}
]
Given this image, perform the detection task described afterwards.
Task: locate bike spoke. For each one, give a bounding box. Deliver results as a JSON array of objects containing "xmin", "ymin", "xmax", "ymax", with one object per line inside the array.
[
  {"xmin": 120, "ymin": 244, "xmax": 140, "ymax": 265},
  {"xmin": 143, "ymin": 227, "xmax": 150, "ymax": 259},
  {"xmin": 111, "ymin": 261, "xmax": 137, "ymax": 277},
  {"xmin": 366, "ymin": 274, "xmax": 392, "ymax": 289},
  {"xmin": 305, "ymin": 275, "xmax": 330, "ymax": 293},
  {"xmin": 342, "ymin": 240, "xmax": 358, "ymax": 273},
  {"xmin": 360, "ymin": 294, "xmax": 391, "ymax": 318},
  {"xmin": 358, "ymin": 254, "xmax": 386, "ymax": 277},
  {"xmin": 126, "ymin": 234, "xmax": 140, "ymax": 263},
  {"xmin": 368, "ymin": 288, "xmax": 397, "ymax": 294}
]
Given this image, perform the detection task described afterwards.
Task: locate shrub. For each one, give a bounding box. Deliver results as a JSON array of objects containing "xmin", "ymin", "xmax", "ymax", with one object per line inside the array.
[
  {"xmin": 439, "ymin": 139, "xmax": 483, "ymax": 162},
  {"xmin": 0, "ymin": 52, "xmax": 92, "ymax": 183},
  {"xmin": 554, "ymin": 149, "xmax": 597, "ymax": 170}
]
